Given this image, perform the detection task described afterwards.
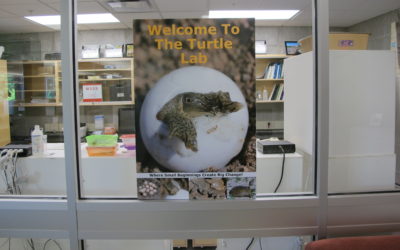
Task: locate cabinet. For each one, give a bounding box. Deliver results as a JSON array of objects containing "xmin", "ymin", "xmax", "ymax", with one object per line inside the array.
[
  {"xmin": 284, "ymin": 51, "xmax": 396, "ymax": 192},
  {"xmin": 0, "ymin": 60, "xmax": 10, "ymax": 146},
  {"xmin": 256, "ymin": 54, "xmax": 288, "ymax": 132},
  {"xmin": 7, "ymin": 60, "xmax": 62, "ymax": 107},
  {"xmin": 7, "ymin": 58, "xmax": 134, "ymax": 107},
  {"xmin": 78, "ymin": 58, "xmax": 134, "ymax": 106}
]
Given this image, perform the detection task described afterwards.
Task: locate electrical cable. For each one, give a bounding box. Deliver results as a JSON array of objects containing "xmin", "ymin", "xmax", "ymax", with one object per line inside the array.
[
  {"xmin": 245, "ymin": 237, "xmax": 255, "ymax": 250},
  {"xmin": 0, "ymin": 149, "xmax": 23, "ymax": 195},
  {"xmin": 30, "ymin": 238, "xmax": 35, "ymax": 250},
  {"xmin": 43, "ymin": 239, "xmax": 62, "ymax": 250},
  {"xmin": 25, "ymin": 238, "xmax": 35, "ymax": 250},
  {"xmin": 259, "ymin": 238, "xmax": 263, "ymax": 250},
  {"xmin": 273, "ymin": 146, "xmax": 286, "ymax": 193}
]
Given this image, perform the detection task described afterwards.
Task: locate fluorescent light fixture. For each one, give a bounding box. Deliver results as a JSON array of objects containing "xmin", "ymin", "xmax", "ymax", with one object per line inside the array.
[
  {"xmin": 25, "ymin": 13, "xmax": 119, "ymax": 26},
  {"xmin": 25, "ymin": 15, "xmax": 60, "ymax": 25},
  {"xmin": 77, "ymin": 13, "xmax": 119, "ymax": 24},
  {"xmin": 208, "ymin": 10, "xmax": 299, "ymax": 20}
]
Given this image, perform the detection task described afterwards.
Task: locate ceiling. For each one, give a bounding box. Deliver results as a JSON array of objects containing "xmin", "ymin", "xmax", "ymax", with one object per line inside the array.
[{"xmin": 0, "ymin": 0, "xmax": 399, "ymax": 33}]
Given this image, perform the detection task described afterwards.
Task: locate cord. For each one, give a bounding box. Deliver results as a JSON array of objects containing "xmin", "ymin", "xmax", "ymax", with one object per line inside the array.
[
  {"xmin": 259, "ymin": 238, "xmax": 263, "ymax": 250},
  {"xmin": 0, "ymin": 149, "xmax": 22, "ymax": 195},
  {"xmin": 43, "ymin": 239, "xmax": 62, "ymax": 250},
  {"xmin": 273, "ymin": 146, "xmax": 286, "ymax": 193},
  {"xmin": 245, "ymin": 237, "xmax": 255, "ymax": 250},
  {"xmin": 25, "ymin": 238, "xmax": 36, "ymax": 250}
]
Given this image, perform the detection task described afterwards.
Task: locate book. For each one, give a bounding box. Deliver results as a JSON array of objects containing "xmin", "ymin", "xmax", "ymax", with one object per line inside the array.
[
  {"xmin": 265, "ymin": 63, "xmax": 274, "ymax": 79},
  {"xmin": 263, "ymin": 64, "xmax": 271, "ymax": 79},
  {"xmin": 269, "ymin": 84, "xmax": 278, "ymax": 100},
  {"xmin": 280, "ymin": 62, "xmax": 285, "ymax": 79},
  {"xmin": 276, "ymin": 83, "xmax": 284, "ymax": 100},
  {"xmin": 270, "ymin": 83, "xmax": 280, "ymax": 100},
  {"xmin": 273, "ymin": 62, "xmax": 279, "ymax": 79},
  {"xmin": 276, "ymin": 62, "xmax": 282, "ymax": 79}
]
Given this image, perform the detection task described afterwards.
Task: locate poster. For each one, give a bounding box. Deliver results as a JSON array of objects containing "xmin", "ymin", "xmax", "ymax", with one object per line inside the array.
[{"xmin": 134, "ymin": 19, "xmax": 255, "ymax": 200}]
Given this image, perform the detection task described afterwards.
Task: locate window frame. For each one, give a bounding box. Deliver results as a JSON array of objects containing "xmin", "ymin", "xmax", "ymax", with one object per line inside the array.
[{"xmin": 1, "ymin": 1, "xmax": 400, "ymax": 250}]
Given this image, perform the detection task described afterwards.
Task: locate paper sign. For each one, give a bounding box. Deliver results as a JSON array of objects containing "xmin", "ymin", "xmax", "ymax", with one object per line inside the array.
[{"xmin": 82, "ymin": 83, "xmax": 102, "ymax": 102}]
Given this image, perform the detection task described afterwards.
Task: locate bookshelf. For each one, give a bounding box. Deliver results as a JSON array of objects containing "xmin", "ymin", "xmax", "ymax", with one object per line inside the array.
[
  {"xmin": 256, "ymin": 54, "xmax": 288, "ymax": 133},
  {"xmin": 256, "ymin": 54, "xmax": 288, "ymax": 104}
]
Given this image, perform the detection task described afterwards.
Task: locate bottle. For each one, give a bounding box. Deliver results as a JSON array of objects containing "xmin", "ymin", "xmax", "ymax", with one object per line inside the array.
[
  {"xmin": 31, "ymin": 125, "xmax": 44, "ymax": 156},
  {"xmin": 42, "ymin": 134, "xmax": 47, "ymax": 154},
  {"xmin": 255, "ymin": 90, "xmax": 262, "ymax": 101},
  {"xmin": 262, "ymin": 87, "xmax": 268, "ymax": 101}
]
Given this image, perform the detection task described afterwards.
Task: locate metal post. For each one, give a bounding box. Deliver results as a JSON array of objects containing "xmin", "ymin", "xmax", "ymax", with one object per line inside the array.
[
  {"xmin": 60, "ymin": 0, "xmax": 81, "ymax": 249},
  {"xmin": 313, "ymin": 0, "xmax": 330, "ymax": 240}
]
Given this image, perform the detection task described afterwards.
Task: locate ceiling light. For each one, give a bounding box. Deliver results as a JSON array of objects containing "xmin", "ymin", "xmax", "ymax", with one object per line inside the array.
[
  {"xmin": 25, "ymin": 13, "xmax": 119, "ymax": 26},
  {"xmin": 25, "ymin": 15, "xmax": 60, "ymax": 25},
  {"xmin": 77, "ymin": 13, "xmax": 119, "ymax": 24},
  {"xmin": 108, "ymin": 0, "xmax": 150, "ymax": 9},
  {"xmin": 106, "ymin": 0, "xmax": 152, "ymax": 13},
  {"xmin": 208, "ymin": 10, "xmax": 299, "ymax": 20}
]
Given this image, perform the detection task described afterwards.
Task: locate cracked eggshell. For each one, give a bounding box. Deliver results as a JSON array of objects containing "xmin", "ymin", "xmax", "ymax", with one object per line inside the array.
[{"xmin": 140, "ymin": 66, "xmax": 248, "ymax": 172}]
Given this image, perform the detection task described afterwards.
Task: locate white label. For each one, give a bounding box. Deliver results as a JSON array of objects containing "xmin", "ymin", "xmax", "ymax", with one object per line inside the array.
[{"xmin": 117, "ymin": 93, "xmax": 124, "ymax": 97}]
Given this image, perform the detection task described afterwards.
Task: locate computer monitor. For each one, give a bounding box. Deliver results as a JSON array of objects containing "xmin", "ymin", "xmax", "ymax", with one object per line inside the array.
[{"xmin": 118, "ymin": 108, "xmax": 135, "ymax": 134}]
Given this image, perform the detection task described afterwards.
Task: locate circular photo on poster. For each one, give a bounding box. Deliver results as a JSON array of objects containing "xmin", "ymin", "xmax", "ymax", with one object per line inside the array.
[{"xmin": 140, "ymin": 66, "xmax": 249, "ymax": 172}]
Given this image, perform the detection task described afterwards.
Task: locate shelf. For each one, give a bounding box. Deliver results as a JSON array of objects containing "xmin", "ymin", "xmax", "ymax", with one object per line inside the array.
[
  {"xmin": 256, "ymin": 100, "xmax": 284, "ymax": 104},
  {"xmin": 79, "ymin": 78, "xmax": 131, "ymax": 82},
  {"xmin": 8, "ymin": 60, "xmax": 59, "ymax": 65},
  {"xmin": 256, "ymin": 79, "xmax": 284, "ymax": 82},
  {"xmin": 15, "ymin": 90, "xmax": 56, "ymax": 92},
  {"xmin": 256, "ymin": 54, "xmax": 289, "ymax": 59},
  {"xmin": 78, "ymin": 69, "xmax": 131, "ymax": 72},
  {"xmin": 24, "ymin": 75, "xmax": 55, "ymax": 78},
  {"xmin": 11, "ymin": 103, "xmax": 61, "ymax": 107},
  {"xmin": 79, "ymin": 58, "xmax": 133, "ymax": 62},
  {"xmin": 79, "ymin": 101, "xmax": 134, "ymax": 106}
]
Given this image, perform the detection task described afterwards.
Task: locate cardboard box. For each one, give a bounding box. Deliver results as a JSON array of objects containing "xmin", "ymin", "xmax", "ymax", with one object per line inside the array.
[{"xmin": 298, "ymin": 33, "xmax": 369, "ymax": 52}]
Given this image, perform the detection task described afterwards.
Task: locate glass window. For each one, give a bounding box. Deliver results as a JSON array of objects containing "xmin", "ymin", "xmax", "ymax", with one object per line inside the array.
[
  {"xmin": 327, "ymin": 0, "xmax": 400, "ymax": 193},
  {"xmin": 84, "ymin": 236, "xmax": 313, "ymax": 250},
  {"xmin": 75, "ymin": 2, "xmax": 135, "ymax": 198},
  {"xmin": 74, "ymin": 0, "xmax": 316, "ymax": 199},
  {"xmin": 0, "ymin": 0, "xmax": 66, "ymax": 197}
]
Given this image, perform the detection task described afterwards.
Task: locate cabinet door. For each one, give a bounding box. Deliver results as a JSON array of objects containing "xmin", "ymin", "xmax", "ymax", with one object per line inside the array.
[{"xmin": 0, "ymin": 60, "xmax": 10, "ymax": 146}]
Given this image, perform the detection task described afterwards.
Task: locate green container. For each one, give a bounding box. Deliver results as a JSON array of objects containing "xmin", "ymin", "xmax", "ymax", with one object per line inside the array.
[{"xmin": 85, "ymin": 135, "xmax": 118, "ymax": 147}]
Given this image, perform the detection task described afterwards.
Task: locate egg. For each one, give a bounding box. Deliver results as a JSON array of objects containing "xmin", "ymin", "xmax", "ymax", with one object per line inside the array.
[{"xmin": 140, "ymin": 66, "xmax": 248, "ymax": 172}]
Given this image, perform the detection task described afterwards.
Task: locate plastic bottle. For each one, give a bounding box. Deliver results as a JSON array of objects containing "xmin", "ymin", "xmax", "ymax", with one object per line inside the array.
[
  {"xmin": 262, "ymin": 87, "xmax": 268, "ymax": 101},
  {"xmin": 31, "ymin": 125, "xmax": 44, "ymax": 156}
]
